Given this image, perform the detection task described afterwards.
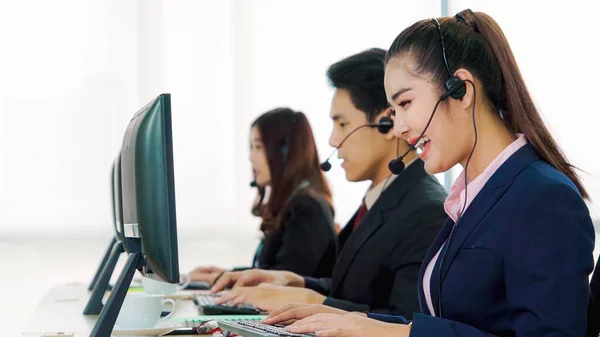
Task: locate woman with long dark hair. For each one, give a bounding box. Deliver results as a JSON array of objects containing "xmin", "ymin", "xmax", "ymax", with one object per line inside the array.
[
  {"xmin": 263, "ymin": 9, "xmax": 595, "ymax": 337},
  {"xmin": 189, "ymin": 107, "xmax": 337, "ymax": 284}
]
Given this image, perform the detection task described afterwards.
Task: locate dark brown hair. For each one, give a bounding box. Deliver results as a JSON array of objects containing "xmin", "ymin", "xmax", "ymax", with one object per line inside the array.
[
  {"xmin": 327, "ymin": 48, "xmax": 388, "ymax": 122},
  {"xmin": 251, "ymin": 108, "xmax": 333, "ymax": 234},
  {"xmin": 385, "ymin": 9, "xmax": 588, "ymax": 199}
]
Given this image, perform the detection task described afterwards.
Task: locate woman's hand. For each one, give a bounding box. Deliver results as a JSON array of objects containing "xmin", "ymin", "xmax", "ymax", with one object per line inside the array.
[
  {"xmin": 210, "ymin": 269, "xmax": 304, "ymax": 292},
  {"xmin": 285, "ymin": 313, "xmax": 411, "ymax": 337},
  {"xmin": 264, "ymin": 304, "xmax": 354, "ymax": 325},
  {"xmin": 212, "ymin": 284, "xmax": 326, "ymax": 312}
]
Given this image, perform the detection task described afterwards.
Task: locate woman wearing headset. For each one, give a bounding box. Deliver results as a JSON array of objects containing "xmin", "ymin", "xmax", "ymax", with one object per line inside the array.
[
  {"xmin": 263, "ymin": 9, "xmax": 595, "ymax": 337},
  {"xmin": 189, "ymin": 108, "xmax": 338, "ymax": 284}
]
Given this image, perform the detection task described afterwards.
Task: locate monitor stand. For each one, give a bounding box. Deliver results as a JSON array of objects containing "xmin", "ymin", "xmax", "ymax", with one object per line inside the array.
[
  {"xmin": 89, "ymin": 252, "xmax": 143, "ymax": 337},
  {"xmin": 82, "ymin": 239, "xmax": 125, "ymax": 314},
  {"xmin": 87, "ymin": 237, "xmax": 118, "ymax": 291}
]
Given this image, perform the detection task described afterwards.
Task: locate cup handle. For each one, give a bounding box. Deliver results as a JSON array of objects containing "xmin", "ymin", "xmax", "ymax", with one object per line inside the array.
[{"xmin": 158, "ymin": 298, "xmax": 177, "ymax": 322}]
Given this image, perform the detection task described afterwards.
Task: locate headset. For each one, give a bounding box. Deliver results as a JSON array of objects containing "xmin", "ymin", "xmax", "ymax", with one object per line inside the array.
[
  {"xmin": 281, "ymin": 133, "xmax": 291, "ymax": 164},
  {"xmin": 319, "ymin": 116, "xmax": 394, "ymax": 172},
  {"xmin": 280, "ymin": 111, "xmax": 297, "ymax": 165},
  {"xmin": 427, "ymin": 16, "xmax": 477, "ymax": 319}
]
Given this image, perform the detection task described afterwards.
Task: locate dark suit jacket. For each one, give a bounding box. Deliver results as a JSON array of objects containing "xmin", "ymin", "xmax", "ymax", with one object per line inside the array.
[
  {"xmin": 588, "ymin": 257, "xmax": 600, "ymax": 337},
  {"xmin": 369, "ymin": 144, "xmax": 595, "ymax": 337},
  {"xmin": 252, "ymin": 191, "xmax": 337, "ymax": 278},
  {"xmin": 304, "ymin": 159, "xmax": 447, "ymax": 318}
]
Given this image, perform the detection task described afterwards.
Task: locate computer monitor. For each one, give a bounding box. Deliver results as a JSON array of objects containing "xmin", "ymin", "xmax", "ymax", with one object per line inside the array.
[
  {"xmin": 120, "ymin": 93, "xmax": 179, "ymax": 282},
  {"xmin": 89, "ymin": 93, "xmax": 179, "ymax": 337}
]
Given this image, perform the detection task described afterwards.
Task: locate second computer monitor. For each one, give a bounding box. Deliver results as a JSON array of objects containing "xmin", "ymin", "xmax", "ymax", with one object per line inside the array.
[{"xmin": 120, "ymin": 93, "xmax": 179, "ymax": 283}]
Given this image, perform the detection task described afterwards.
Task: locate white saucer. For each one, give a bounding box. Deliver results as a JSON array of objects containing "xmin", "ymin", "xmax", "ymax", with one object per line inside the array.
[{"xmin": 111, "ymin": 324, "xmax": 178, "ymax": 336}]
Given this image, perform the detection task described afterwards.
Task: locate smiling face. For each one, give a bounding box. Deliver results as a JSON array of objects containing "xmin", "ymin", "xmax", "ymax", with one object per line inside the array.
[
  {"xmin": 384, "ymin": 56, "xmax": 473, "ymax": 175},
  {"xmin": 249, "ymin": 126, "xmax": 271, "ymax": 186}
]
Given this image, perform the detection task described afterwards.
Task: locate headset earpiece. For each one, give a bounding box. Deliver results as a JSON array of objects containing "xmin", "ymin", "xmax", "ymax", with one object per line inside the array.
[
  {"xmin": 281, "ymin": 135, "xmax": 290, "ymax": 164},
  {"xmin": 376, "ymin": 116, "xmax": 394, "ymax": 134},
  {"xmin": 282, "ymin": 113, "xmax": 298, "ymax": 164},
  {"xmin": 441, "ymin": 76, "xmax": 467, "ymax": 101}
]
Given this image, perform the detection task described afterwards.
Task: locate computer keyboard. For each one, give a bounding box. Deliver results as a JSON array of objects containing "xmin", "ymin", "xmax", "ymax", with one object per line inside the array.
[
  {"xmin": 217, "ymin": 320, "xmax": 316, "ymax": 337},
  {"xmin": 195, "ymin": 294, "xmax": 262, "ymax": 315},
  {"xmin": 196, "ymin": 294, "xmax": 220, "ymax": 306},
  {"xmin": 181, "ymin": 280, "xmax": 211, "ymax": 290}
]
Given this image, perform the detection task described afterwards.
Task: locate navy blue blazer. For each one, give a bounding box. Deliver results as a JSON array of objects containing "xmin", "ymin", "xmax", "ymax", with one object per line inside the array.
[{"xmin": 369, "ymin": 144, "xmax": 595, "ymax": 336}]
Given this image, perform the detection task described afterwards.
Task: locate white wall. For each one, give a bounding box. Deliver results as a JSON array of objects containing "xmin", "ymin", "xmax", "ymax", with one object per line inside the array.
[
  {"xmin": 137, "ymin": 0, "xmax": 241, "ymax": 232},
  {"xmin": 236, "ymin": 0, "xmax": 441, "ymax": 226},
  {"xmin": 1, "ymin": 0, "xmax": 597, "ymax": 239},
  {"xmin": 137, "ymin": 0, "xmax": 442, "ymax": 233},
  {"xmin": 0, "ymin": 0, "xmax": 441, "ymax": 238},
  {"xmin": 0, "ymin": 0, "xmax": 139, "ymax": 238},
  {"xmin": 0, "ymin": 0, "xmax": 245, "ymax": 238}
]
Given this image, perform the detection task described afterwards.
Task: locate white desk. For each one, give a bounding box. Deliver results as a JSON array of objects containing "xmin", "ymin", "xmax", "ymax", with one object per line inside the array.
[{"xmin": 21, "ymin": 283, "xmax": 201, "ymax": 337}]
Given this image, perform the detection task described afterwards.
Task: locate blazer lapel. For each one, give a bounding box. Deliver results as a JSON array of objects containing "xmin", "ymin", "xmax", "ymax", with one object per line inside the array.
[
  {"xmin": 437, "ymin": 144, "xmax": 541, "ymax": 288},
  {"xmin": 418, "ymin": 217, "xmax": 454, "ymax": 315},
  {"xmin": 426, "ymin": 183, "xmax": 511, "ymax": 315},
  {"xmin": 331, "ymin": 160, "xmax": 429, "ymax": 291},
  {"xmin": 337, "ymin": 212, "xmax": 356, "ymax": 253},
  {"xmin": 330, "ymin": 200, "xmax": 386, "ymax": 291}
]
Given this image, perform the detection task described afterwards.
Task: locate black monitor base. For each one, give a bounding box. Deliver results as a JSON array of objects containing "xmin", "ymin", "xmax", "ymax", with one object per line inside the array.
[
  {"xmin": 90, "ymin": 252, "xmax": 143, "ymax": 337},
  {"xmin": 88, "ymin": 237, "xmax": 118, "ymax": 291},
  {"xmin": 83, "ymin": 240, "xmax": 125, "ymax": 315}
]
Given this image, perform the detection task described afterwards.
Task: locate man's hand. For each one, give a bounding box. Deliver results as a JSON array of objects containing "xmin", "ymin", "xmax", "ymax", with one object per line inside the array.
[
  {"xmin": 210, "ymin": 269, "xmax": 304, "ymax": 293},
  {"xmin": 212, "ymin": 284, "xmax": 326, "ymax": 312}
]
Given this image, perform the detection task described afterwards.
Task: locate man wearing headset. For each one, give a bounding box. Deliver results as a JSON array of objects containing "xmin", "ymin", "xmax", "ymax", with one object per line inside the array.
[{"xmin": 210, "ymin": 49, "xmax": 448, "ymax": 318}]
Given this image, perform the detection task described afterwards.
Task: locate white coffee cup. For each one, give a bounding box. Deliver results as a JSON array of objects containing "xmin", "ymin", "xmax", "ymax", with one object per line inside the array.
[{"xmin": 115, "ymin": 293, "xmax": 176, "ymax": 329}]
